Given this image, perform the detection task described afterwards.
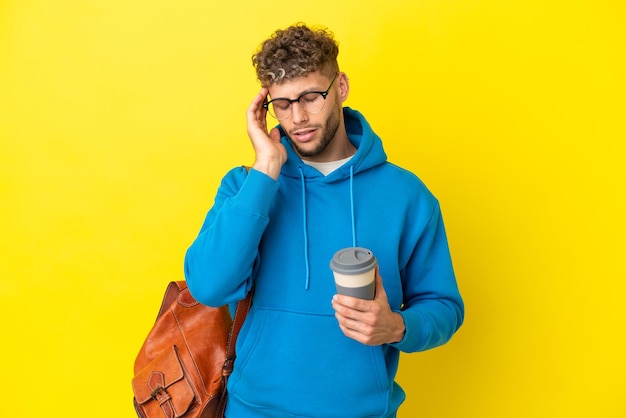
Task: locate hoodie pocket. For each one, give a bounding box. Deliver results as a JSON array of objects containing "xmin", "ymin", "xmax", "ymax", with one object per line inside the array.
[{"xmin": 229, "ymin": 308, "xmax": 390, "ymax": 417}]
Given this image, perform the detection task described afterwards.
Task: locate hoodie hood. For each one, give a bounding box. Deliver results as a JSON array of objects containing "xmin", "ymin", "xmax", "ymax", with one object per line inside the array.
[
  {"xmin": 274, "ymin": 107, "xmax": 388, "ymax": 290},
  {"xmin": 279, "ymin": 107, "xmax": 388, "ymax": 181}
]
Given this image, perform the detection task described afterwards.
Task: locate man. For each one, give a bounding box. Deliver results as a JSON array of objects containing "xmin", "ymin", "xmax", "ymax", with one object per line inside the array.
[{"xmin": 185, "ymin": 24, "xmax": 464, "ymax": 417}]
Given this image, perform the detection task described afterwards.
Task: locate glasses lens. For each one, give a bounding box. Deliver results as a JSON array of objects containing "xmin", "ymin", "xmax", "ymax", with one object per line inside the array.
[
  {"xmin": 299, "ymin": 93, "xmax": 325, "ymax": 114},
  {"xmin": 269, "ymin": 99, "xmax": 291, "ymax": 119}
]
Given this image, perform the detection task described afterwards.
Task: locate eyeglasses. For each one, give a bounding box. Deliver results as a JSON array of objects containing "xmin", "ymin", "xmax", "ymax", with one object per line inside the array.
[{"xmin": 263, "ymin": 73, "xmax": 338, "ymax": 120}]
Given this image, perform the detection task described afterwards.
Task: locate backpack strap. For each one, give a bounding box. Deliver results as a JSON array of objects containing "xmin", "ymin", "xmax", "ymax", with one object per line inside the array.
[
  {"xmin": 217, "ymin": 291, "xmax": 253, "ymax": 416},
  {"xmin": 223, "ymin": 291, "xmax": 253, "ymax": 376}
]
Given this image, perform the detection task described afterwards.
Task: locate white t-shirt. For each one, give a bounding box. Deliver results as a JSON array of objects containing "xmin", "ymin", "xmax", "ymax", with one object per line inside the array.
[{"xmin": 302, "ymin": 156, "xmax": 353, "ymax": 176}]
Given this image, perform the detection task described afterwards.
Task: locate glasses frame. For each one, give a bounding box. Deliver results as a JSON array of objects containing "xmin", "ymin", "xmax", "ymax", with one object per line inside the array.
[{"xmin": 263, "ymin": 73, "xmax": 339, "ymax": 120}]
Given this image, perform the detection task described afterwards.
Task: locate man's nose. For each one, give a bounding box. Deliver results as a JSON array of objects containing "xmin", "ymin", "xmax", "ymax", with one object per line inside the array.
[{"xmin": 291, "ymin": 101, "xmax": 308, "ymax": 123}]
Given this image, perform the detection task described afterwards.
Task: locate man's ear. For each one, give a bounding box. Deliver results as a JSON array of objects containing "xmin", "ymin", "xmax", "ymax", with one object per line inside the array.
[{"xmin": 338, "ymin": 72, "xmax": 350, "ymax": 103}]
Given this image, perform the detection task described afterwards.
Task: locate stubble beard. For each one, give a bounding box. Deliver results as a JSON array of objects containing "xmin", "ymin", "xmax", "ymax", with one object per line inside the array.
[{"xmin": 289, "ymin": 104, "xmax": 341, "ymax": 159}]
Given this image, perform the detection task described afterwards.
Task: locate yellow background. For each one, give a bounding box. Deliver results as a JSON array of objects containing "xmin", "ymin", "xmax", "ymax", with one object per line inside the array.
[{"xmin": 1, "ymin": 0, "xmax": 624, "ymax": 416}]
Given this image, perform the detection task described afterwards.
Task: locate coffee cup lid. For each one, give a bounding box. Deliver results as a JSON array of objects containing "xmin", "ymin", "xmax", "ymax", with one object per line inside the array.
[{"xmin": 330, "ymin": 247, "xmax": 377, "ymax": 275}]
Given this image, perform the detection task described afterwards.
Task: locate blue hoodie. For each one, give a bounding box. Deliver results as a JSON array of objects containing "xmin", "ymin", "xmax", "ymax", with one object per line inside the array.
[{"xmin": 185, "ymin": 108, "xmax": 464, "ymax": 417}]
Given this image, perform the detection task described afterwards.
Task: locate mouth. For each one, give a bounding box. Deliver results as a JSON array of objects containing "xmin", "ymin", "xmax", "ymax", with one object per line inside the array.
[{"xmin": 291, "ymin": 128, "xmax": 318, "ymax": 142}]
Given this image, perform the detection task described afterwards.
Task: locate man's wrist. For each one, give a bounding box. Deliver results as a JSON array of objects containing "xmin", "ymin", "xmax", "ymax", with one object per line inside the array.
[
  {"xmin": 252, "ymin": 158, "xmax": 282, "ymax": 180},
  {"xmin": 389, "ymin": 312, "xmax": 406, "ymax": 344}
]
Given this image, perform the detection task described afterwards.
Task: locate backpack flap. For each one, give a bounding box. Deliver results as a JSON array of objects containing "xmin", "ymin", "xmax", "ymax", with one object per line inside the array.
[{"xmin": 132, "ymin": 345, "xmax": 194, "ymax": 418}]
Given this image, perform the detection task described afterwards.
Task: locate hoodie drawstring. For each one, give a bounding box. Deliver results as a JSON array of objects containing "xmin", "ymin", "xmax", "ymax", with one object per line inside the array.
[
  {"xmin": 298, "ymin": 164, "xmax": 356, "ymax": 291},
  {"xmin": 349, "ymin": 165, "xmax": 356, "ymax": 248},
  {"xmin": 298, "ymin": 166, "xmax": 311, "ymax": 290}
]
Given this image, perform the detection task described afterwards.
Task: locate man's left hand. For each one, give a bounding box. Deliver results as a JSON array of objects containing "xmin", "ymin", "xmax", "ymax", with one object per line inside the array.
[{"xmin": 331, "ymin": 267, "xmax": 406, "ymax": 346}]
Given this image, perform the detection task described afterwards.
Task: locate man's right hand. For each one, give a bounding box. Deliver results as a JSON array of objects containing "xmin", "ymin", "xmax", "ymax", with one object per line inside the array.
[{"xmin": 247, "ymin": 88, "xmax": 287, "ymax": 180}]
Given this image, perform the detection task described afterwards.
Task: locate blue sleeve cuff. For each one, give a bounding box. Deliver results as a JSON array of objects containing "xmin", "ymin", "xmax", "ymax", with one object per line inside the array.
[
  {"xmin": 389, "ymin": 309, "xmax": 425, "ymax": 352},
  {"xmin": 231, "ymin": 168, "xmax": 280, "ymax": 218}
]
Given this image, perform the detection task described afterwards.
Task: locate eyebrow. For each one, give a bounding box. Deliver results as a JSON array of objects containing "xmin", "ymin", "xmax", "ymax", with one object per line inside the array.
[{"xmin": 270, "ymin": 85, "xmax": 327, "ymax": 101}]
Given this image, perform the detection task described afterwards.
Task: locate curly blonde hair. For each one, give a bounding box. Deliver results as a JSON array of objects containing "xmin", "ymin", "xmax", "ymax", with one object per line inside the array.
[{"xmin": 252, "ymin": 23, "xmax": 339, "ymax": 86}]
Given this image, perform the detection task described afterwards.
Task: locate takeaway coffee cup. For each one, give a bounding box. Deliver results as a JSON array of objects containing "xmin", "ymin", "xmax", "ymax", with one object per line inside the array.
[{"xmin": 330, "ymin": 247, "xmax": 377, "ymax": 300}]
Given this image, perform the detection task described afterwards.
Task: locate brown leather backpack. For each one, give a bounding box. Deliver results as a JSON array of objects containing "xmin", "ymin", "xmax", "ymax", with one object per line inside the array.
[{"xmin": 132, "ymin": 281, "xmax": 251, "ymax": 418}]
